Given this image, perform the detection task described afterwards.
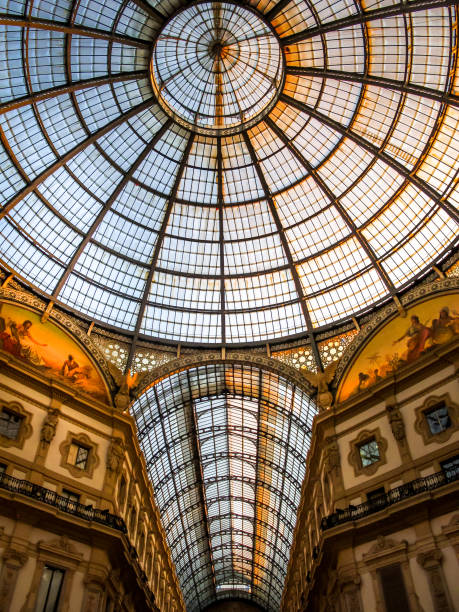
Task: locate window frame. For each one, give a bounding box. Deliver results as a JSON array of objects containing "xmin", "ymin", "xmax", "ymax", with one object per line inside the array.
[
  {"xmin": 0, "ymin": 401, "xmax": 32, "ymax": 449},
  {"xmin": 59, "ymin": 432, "xmax": 99, "ymax": 479},
  {"xmin": 415, "ymin": 393, "xmax": 458, "ymax": 445},
  {"xmin": 348, "ymin": 428, "xmax": 388, "ymax": 477}
]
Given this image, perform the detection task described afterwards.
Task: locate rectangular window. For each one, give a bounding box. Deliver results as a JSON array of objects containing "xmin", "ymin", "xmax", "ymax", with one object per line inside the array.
[
  {"xmin": 358, "ymin": 438, "xmax": 380, "ymax": 467},
  {"xmin": 0, "ymin": 409, "xmax": 23, "ymax": 440},
  {"xmin": 440, "ymin": 455, "xmax": 459, "ymax": 481},
  {"xmin": 61, "ymin": 489, "xmax": 80, "ymax": 504},
  {"xmin": 379, "ymin": 564, "xmax": 410, "ymax": 611},
  {"xmin": 367, "ymin": 487, "xmax": 385, "ymax": 501},
  {"xmin": 425, "ymin": 402, "xmax": 451, "ymax": 434},
  {"xmin": 35, "ymin": 565, "xmax": 65, "ymax": 612},
  {"xmin": 67, "ymin": 443, "xmax": 89, "ymax": 470}
]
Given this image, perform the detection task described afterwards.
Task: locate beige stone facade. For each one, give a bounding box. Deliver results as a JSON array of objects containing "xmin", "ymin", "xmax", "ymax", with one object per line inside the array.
[
  {"xmin": 0, "ymin": 336, "xmax": 185, "ymax": 612},
  {"xmin": 282, "ymin": 326, "xmax": 459, "ymax": 611}
]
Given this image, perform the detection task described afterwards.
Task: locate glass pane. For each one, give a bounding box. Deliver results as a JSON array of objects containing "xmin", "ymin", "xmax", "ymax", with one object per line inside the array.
[
  {"xmin": 45, "ymin": 568, "xmax": 64, "ymax": 612},
  {"xmin": 426, "ymin": 404, "xmax": 451, "ymax": 434},
  {"xmin": 359, "ymin": 439, "xmax": 380, "ymax": 467},
  {"xmin": 0, "ymin": 410, "xmax": 22, "ymax": 439},
  {"xmin": 35, "ymin": 566, "xmax": 64, "ymax": 612}
]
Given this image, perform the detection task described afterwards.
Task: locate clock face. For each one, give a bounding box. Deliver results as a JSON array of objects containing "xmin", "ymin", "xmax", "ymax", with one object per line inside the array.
[{"xmin": 359, "ymin": 439, "xmax": 380, "ymax": 467}]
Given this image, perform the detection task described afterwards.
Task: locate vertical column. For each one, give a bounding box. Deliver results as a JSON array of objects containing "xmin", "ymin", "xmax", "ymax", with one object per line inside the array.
[
  {"xmin": 0, "ymin": 548, "xmax": 28, "ymax": 610},
  {"xmin": 417, "ymin": 550, "xmax": 453, "ymax": 612},
  {"xmin": 338, "ymin": 571, "xmax": 362, "ymax": 612},
  {"xmin": 323, "ymin": 435, "xmax": 346, "ymax": 507},
  {"xmin": 385, "ymin": 404, "xmax": 415, "ymax": 479}
]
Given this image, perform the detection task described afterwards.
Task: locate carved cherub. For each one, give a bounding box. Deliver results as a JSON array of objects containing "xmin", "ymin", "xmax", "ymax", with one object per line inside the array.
[
  {"xmin": 107, "ymin": 362, "xmax": 139, "ymax": 411},
  {"xmin": 301, "ymin": 360, "xmax": 339, "ymax": 410}
]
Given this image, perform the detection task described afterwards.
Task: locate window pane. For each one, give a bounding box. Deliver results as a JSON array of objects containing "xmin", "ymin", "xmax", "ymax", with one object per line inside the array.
[
  {"xmin": 359, "ymin": 439, "xmax": 380, "ymax": 467},
  {"xmin": 0, "ymin": 410, "xmax": 22, "ymax": 439},
  {"xmin": 35, "ymin": 566, "xmax": 64, "ymax": 612},
  {"xmin": 75, "ymin": 446, "xmax": 89, "ymax": 469},
  {"xmin": 379, "ymin": 565, "xmax": 410, "ymax": 611},
  {"xmin": 68, "ymin": 443, "xmax": 89, "ymax": 469},
  {"xmin": 426, "ymin": 403, "xmax": 451, "ymax": 434},
  {"xmin": 45, "ymin": 569, "xmax": 64, "ymax": 612}
]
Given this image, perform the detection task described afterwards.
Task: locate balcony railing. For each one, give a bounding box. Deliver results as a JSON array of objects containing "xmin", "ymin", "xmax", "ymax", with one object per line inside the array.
[
  {"xmin": 0, "ymin": 471, "xmax": 127, "ymax": 532},
  {"xmin": 321, "ymin": 467, "xmax": 459, "ymax": 531}
]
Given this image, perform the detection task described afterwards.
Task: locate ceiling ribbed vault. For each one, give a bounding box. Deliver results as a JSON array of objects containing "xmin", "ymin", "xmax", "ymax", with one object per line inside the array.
[{"xmin": 132, "ymin": 362, "xmax": 316, "ymax": 611}]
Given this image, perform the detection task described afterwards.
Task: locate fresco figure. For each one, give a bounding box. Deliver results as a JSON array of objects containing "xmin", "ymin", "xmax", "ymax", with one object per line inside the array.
[
  {"xmin": 0, "ymin": 317, "xmax": 20, "ymax": 356},
  {"xmin": 61, "ymin": 354, "xmax": 80, "ymax": 377},
  {"xmin": 393, "ymin": 315, "xmax": 431, "ymax": 362},
  {"xmin": 16, "ymin": 320, "xmax": 49, "ymax": 366},
  {"xmin": 337, "ymin": 294, "xmax": 459, "ymax": 402},
  {"xmin": 431, "ymin": 307, "xmax": 459, "ymax": 344},
  {"xmin": 0, "ymin": 302, "xmax": 108, "ymax": 403},
  {"xmin": 357, "ymin": 372, "xmax": 370, "ymax": 392}
]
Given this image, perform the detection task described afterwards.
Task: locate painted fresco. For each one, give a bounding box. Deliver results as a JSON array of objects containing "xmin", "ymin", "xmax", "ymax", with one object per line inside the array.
[
  {"xmin": 0, "ymin": 302, "xmax": 108, "ymax": 403},
  {"xmin": 338, "ymin": 293, "xmax": 459, "ymax": 402}
]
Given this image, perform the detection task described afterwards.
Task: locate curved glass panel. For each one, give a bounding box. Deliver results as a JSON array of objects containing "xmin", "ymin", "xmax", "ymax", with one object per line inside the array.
[
  {"xmin": 151, "ymin": 2, "xmax": 284, "ymax": 134},
  {"xmin": 132, "ymin": 363, "xmax": 317, "ymax": 610},
  {"xmin": 0, "ymin": 0, "xmax": 458, "ymax": 346}
]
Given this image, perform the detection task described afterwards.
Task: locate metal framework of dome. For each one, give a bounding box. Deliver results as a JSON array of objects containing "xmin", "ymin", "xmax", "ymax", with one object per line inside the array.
[
  {"xmin": 1, "ymin": 1, "xmax": 459, "ymax": 611},
  {"xmin": 1, "ymin": 0, "xmax": 458, "ymax": 355}
]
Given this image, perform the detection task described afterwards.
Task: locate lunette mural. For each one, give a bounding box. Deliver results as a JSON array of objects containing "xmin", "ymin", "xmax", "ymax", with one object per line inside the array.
[
  {"xmin": 338, "ymin": 293, "xmax": 459, "ymax": 402},
  {"xmin": 0, "ymin": 301, "xmax": 108, "ymax": 403}
]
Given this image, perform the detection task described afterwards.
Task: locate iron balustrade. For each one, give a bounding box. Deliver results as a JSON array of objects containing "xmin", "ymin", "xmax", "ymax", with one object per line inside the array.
[
  {"xmin": 0, "ymin": 471, "xmax": 127, "ymax": 532},
  {"xmin": 321, "ymin": 467, "xmax": 459, "ymax": 531},
  {"xmin": 0, "ymin": 467, "xmax": 160, "ymax": 605}
]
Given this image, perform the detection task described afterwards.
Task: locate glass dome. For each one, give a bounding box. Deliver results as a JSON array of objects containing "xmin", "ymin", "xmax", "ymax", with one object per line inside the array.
[{"xmin": 0, "ymin": 0, "xmax": 458, "ymax": 347}]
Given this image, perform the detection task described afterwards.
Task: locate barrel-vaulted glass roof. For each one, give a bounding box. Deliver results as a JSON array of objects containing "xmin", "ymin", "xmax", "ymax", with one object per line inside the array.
[
  {"xmin": 1, "ymin": 0, "xmax": 458, "ymax": 348},
  {"xmin": 133, "ymin": 363, "xmax": 316, "ymax": 611}
]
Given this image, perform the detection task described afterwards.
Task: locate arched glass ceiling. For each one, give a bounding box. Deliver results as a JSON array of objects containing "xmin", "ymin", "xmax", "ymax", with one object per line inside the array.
[
  {"xmin": 0, "ymin": 0, "xmax": 458, "ymax": 348},
  {"xmin": 132, "ymin": 363, "xmax": 316, "ymax": 611}
]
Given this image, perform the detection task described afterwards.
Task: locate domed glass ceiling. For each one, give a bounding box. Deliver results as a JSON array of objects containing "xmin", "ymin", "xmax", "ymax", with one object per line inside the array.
[{"xmin": 0, "ymin": 0, "xmax": 458, "ymax": 347}]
